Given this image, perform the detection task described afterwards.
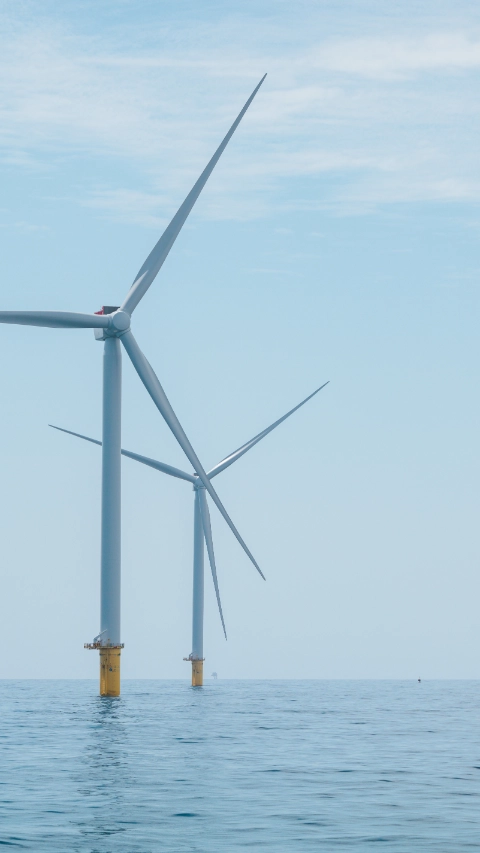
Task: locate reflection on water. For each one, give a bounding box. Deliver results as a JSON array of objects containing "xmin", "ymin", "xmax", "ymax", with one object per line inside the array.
[
  {"xmin": 1, "ymin": 680, "xmax": 480, "ymax": 851},
  {"xmin": 76, "ymin": 697, "xmax": 131, "ymax": 844}
]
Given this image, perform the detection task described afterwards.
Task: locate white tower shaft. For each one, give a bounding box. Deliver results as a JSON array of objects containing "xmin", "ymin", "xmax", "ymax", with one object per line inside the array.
[
  {"xmin": 100, "ymin": 337, "xmax": 122, "ymax": 647},
  {"xmin": 191, "ymin": 488, "xmax": 205, "ymax": 685}
]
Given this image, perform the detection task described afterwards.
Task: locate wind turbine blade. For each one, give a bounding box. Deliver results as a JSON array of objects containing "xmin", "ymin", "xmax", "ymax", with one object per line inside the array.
[
  {"xmin": 0, "ymin": 311, "xmax": 111, "ymax": 329},
  {"xmin": 198, "ymin": 488, "xmax": 227, "ymax": 640},
  {"xmin": 49, "ymin": 425, "xmax": 195, "ymax": 483},
  {"xmin": 49, "ymin": 424, "xmax": 102, "ymax": 447},
  {"xmin": 120, "ymin": 75, "xmax": 267, "ymax": 316},
  {"xmin": 121, "ymin": 329, "xmax": 265, "ymax": 580},
  {"xmin": 121, "ymin": 451, "xmax": 195, "ymax": 483},
  {"xmin": 208, "ymin": 381, "xmax": 330, "ymax": 478}
]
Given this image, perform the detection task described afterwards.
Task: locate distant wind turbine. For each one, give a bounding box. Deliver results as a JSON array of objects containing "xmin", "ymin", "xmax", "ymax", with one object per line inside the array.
[
  {"xmin": 50, "ymin": 381, "xmax": 328, "ymax": 685},
  {"xmin": 0, "ymin": 75, "xmax": 266, "ymax": 696}
]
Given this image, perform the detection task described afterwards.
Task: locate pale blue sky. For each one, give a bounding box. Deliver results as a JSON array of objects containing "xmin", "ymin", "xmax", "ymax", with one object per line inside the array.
[{"xmin": 1, "ymin": 0, "xmax": 480, "ymax": 678}]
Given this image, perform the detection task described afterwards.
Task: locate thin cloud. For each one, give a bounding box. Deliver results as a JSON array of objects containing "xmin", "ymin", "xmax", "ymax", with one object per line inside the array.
[
  {"xmin": 1, "ymin": 6, "xmax": 480, "ymax": 220},
  {"xmin": 83, "ymin": 189, "xmax": 170, "ymax": 229},
  {"xmin": 0, "ymin": 221, "xmax": 50, "ymax": 232},
  {"xmin": 313, "ymin": 33, "xmax": 480, "ymax": 78}
]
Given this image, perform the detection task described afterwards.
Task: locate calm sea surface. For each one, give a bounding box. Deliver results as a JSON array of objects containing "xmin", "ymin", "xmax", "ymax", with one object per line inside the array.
[{"xmin": 1, "ymin": 680, "xmax": 480, "ymax": 851}]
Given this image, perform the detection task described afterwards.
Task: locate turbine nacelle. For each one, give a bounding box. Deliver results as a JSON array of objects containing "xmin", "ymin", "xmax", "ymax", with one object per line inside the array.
[{"xmin": 93, "ymin": 307, "xmax": 131, "ymax": 341}]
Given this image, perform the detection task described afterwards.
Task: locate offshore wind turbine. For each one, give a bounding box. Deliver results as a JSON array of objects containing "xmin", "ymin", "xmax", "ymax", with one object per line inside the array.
[
  {"xmin": 51, "ymin": 381, "xmax": 329, "ymax": 685},
  {"xmin": 0, "ymin": 76, "xmax": 266, "ymax": 696}
]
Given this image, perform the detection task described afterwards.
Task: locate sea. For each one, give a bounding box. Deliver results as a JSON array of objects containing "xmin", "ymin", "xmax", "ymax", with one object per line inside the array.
[{"xmin": 1, "ymin": 679, "xmax": 479, "ymax": 851}]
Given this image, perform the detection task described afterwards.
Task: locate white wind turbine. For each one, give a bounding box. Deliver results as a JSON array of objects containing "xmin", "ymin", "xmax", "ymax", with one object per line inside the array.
[
  {"xmin": 0, "ymin": 76, "xmax": 266, "ymax": 695},
  {"xmin": 51, "ymin": 381, "xmax": 329, "ymax": 685}
]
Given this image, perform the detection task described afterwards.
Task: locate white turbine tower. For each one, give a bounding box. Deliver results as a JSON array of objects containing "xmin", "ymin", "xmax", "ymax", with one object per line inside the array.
[
  {"xmin": 51, "ymin": 381, "xmax": 329, "ymax": 685},
  {"xmin": 0, "ymin": 76, "xmax": 266, "ymax": 696}
]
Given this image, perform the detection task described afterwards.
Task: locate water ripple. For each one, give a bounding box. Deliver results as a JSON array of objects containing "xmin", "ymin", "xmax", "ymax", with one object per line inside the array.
[{"xmin": 1, "ymin": 680, "xmax": 480, "ymax": 851}]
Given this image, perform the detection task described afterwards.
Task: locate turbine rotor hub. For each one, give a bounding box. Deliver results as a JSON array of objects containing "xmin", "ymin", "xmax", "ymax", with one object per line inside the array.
[
  {"xmin": 109, "ymin": 310, "xmax": 130, "ymax": 333},
  {"xmin": 94, "ymin": 307, "xmax": 131, "ymax": 341},
  {"xmin": 193, "ymin": 475, "xmax": 206, "ymax": 491}
]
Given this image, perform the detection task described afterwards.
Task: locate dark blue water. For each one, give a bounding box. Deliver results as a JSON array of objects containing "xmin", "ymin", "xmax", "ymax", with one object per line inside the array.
[{"xmin": 1, "ymin": 680, "xmax": 480, "ymax": 851}]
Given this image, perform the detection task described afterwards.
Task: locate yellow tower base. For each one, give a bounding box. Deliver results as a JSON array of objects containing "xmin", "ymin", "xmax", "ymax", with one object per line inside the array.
[
  {"xmin": 191, "ymin": 659, "xmax": 204, "ymax": 686},
  {"xmin": 99, "ymin": 646, "xmax": 122, "ymax": 696}
]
